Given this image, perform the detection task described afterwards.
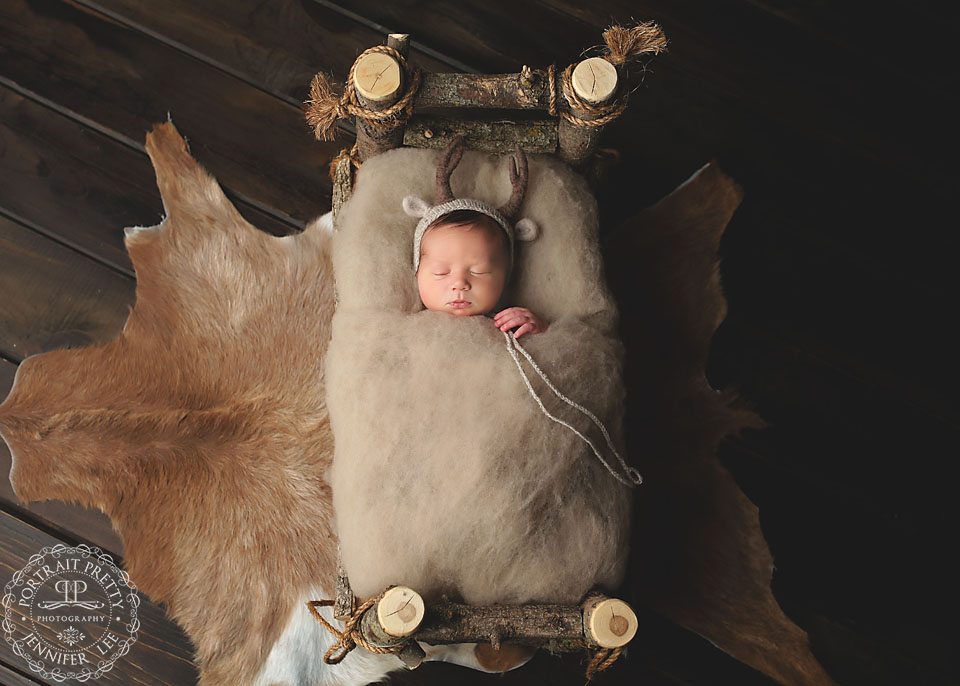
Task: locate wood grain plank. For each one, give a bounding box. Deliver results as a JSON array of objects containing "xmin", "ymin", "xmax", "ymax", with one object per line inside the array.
[
  {"xmin": 0, "ymin": 358, "xmax": 15, "ymax": 396},
  {"xmin": 0, "ymin": 509, "xmax": 198, "ymax": 685},
  {"xmin": 0, "ymin": 215, "xmax": 135, "ymax": 362},
  {"xmin": 79, "ymin": 0, "xmax": 451, "ymax": 103},
  {"xmin": 0, "ymin": 208, "xmax": 133, "ymax": 558},
  {"xmin": 0, "ymin": 84, "xmax": 297, "ymax": 274},
  {"xmin": 0, "ymin": 0, "xmax": 338, "ymax": 226},
  {"xmin": 5, "ymin": 0, "xmax": 951, "ymax": 432},
  {"xmin": 0, "ymin": 661, "xmax": 47, "ymax": 686}
]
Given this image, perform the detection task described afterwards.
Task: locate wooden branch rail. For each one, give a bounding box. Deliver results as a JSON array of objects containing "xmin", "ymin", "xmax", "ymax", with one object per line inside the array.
[
  {"xmin": 346, "ymin": 33, "xmax": 628, "ymax": 170},
  {"xmin": 404, "ymin": 115, "xmax": 557, "ymax": 153},
  {"xmin": 336, "ymin": 577, "xmax": 638, "ymax": 670},
  {"xmin": 414, "ymin": 71, "xmax": 553, "ymax": 110}
]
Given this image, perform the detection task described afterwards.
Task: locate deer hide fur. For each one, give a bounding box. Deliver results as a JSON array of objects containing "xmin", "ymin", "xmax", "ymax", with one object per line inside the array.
[
  {"xmin": 605, "ymin": 163, "xmax": 834, "ymax": 685},
  {"xmin": 0, "ymin": 123, "xmax": 833, "ymax": 685},
  {"xmin": 0, "ymin": 123, "xmax": 398, "ymax": 686}
]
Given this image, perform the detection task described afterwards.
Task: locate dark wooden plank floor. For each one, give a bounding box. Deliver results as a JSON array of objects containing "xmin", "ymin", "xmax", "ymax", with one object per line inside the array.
[{"xmin": 1, "ymin": 1, "xmax": 956, "ymax": 684}]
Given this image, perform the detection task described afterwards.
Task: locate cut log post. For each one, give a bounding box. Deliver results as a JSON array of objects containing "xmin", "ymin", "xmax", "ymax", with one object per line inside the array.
[
  {"xmin": 352, "ymin": 34, "xmax": 409, "ymax": 161},
  {"xmin": 582, "ymin": 596, "xmax": 638, "ymax": 649},
  {"xmin": 584, "ymin": 147, "xmax": 620, "ymax": 193},
  {"xmin": 330, "ymin": 156, "xmax": 354, "ymax": 231},
  {"xmin": 357, "ymin": 586, "xmax": 425, "ymax": 649},
  {"xmin": 376, "ymin": 586, "xmax": 426, "ymax": 638},
  {"xmin": 558, "ymin": 57, "xmax": 621, "ymax": 168}
]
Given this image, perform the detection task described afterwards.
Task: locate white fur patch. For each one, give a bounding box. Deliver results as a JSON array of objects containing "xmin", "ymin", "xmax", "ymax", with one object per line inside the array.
[
  {"xmin": 317, "ymin": 211, "xmax": 334, "ymax": 236},
  {"xmin": 122, "ymin": 223, "xmax": 162, "ymax": 242},
  {"xmin": 251, "ymin": 588, "xmax": 519, "ymax": 685},
  {"xmin": 253, "ymin": 587, "xmax": 403, "ymax": 686}
]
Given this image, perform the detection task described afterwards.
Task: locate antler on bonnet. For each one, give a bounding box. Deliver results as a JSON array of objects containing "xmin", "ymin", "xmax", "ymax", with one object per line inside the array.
[{"xmin": 406, "ymin": 136, "xmax": 539, "ymax": 273}]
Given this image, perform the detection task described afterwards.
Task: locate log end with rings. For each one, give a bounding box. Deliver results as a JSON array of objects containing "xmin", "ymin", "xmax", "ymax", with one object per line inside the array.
[
  {"xmin": 376, "ymin": 586, "xmax": 425, "ymax": 638},
  {"xmin": 353, "ymin": 51, "xmax": 403, "ymax": 103},
  {"xmin": 571, "ymin": 57, "xmax": 619, "ymax": 105},
  {"xmin": 582, "ymin": 596, "xmax": 638, "ymax": 649}
]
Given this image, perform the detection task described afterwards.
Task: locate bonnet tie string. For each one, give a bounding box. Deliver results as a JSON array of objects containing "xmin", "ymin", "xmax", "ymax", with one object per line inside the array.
[{"xmin": 502, "ymin": 331, "xmax": 643, "ymax": 487}]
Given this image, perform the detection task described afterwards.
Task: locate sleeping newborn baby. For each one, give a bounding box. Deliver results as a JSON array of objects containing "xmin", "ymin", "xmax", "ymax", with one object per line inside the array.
[
  {"xmin": 415, "ymin": 209, "xmax": 547, "ymax": 338},
  {"xmin": 326, "ymin": 134, "xmax": 640, "ymax": 616}
]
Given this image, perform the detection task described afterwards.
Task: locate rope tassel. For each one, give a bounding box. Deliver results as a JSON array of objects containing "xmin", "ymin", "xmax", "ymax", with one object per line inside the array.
[
  {"xmin": 602, "ymin": 22, "xmax": 668, "ymax": 65},
  {"xmin": 305, "ymin": 73, "xmax": 348, "ymax": 142}
]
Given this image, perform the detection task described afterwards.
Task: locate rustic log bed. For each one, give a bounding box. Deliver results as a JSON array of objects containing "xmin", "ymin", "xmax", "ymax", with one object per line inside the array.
[{"xmin": 312, "ymin": 30, "xmax": 654, "ymax": 675}]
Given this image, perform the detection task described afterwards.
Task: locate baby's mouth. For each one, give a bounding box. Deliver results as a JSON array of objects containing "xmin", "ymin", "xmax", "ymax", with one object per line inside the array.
[{"xmin": 448, "ymin": 299, "xmax": 471, "ymax": 308}]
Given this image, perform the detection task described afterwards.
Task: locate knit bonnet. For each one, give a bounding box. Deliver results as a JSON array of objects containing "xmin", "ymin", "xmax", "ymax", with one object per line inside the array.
[{"xmin": 403, "ymin": 136, "xmax": 539, "ymax": 272}]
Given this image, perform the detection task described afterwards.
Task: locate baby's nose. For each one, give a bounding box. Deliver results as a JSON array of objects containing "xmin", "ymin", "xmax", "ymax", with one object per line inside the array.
[{"xmin": 452, "ymin": 276, "xmax": 470, "ymax": 290}]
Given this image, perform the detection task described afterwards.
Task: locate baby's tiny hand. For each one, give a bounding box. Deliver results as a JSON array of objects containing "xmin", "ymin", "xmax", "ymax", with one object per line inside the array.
[{"xmin": 494, "ymin": 307, "xmax": 548, "ymax": 338}]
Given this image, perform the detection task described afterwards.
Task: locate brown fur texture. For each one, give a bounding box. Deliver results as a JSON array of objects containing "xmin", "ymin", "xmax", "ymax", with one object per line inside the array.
[
  {"xmin": 327, "ymin": 147, "xmax": 632, "ymax": 605},
  {"xmin": 0, "ymin": 123, "xmax": 339, "ymax": 685}
]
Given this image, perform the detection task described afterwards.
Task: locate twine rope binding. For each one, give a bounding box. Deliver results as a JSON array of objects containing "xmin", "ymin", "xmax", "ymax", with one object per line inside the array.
[
  {"xmin": 546, "ymin": 22, "xmax": 666, "ymax": 128},
  {"xmin": 329, "ymin": 141, "xmax": 361, "ymax": 182},
  {"xmin": 586, "ymin": 646, "xmax": 623, "ymax": 680},
  {"xmin": 307, "ymin": 589, "xmax": 404, "ymax": 664},
  {"xmin": 305, "ymin": 44, "xmax": 422, "ymax": 140},
  {"xmin": 306, "ymin": 44, "xmax": 422, "ymax": 179},
  {"xmin": 503, "ymin": 332, "xmax": 642, "ymax": 487}
]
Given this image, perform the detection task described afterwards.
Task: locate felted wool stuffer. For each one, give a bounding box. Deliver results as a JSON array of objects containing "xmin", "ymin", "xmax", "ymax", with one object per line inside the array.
[{"xmin": 325, "ymin": 145, "xmax": 636, "ymax": 606}]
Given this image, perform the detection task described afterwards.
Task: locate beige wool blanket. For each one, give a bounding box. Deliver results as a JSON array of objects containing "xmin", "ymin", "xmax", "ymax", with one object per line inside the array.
[{"xmin": 326, "ymin": 147, "xmax": 634, "ymax": 605}]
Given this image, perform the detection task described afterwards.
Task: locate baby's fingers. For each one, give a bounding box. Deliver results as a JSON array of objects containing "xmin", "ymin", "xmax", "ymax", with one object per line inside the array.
[
  {"xmin": 497, "ymin": 312, "xmax": 521, "ymax": 327},
  {"xmin": 513, "ymin": 322, "xmax": 534, "ymax": 338}
]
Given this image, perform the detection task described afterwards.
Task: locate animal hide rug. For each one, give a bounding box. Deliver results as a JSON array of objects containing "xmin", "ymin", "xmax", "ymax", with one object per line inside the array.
[{"xmin": 0, "ymin": 123, "xmax": 833, "ymax": 685}]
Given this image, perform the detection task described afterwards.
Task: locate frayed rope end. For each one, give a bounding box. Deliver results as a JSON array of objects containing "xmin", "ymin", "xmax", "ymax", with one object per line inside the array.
[
  {"xmin": 602, "ymin": 22, "xmax": 668, "ymax": 66},
  {"xmin": 304, "ymin": 72, "xmax": 347, "ymax": 142}
]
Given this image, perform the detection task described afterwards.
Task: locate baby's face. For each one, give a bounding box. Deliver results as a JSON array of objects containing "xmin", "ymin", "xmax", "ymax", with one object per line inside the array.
[{"xmin": 416, "ymin": 223, "xmax": 508, "ymax": 317}]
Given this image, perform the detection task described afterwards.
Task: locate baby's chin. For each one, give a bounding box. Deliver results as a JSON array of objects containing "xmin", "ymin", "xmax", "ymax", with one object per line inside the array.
[
  {"xmin": 445, "ymin": 305, "xmax": 490, "ymax": 317},
  {"xmin": 421, "ymin": 303, "xmax": 492, "ymax": 317}
]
